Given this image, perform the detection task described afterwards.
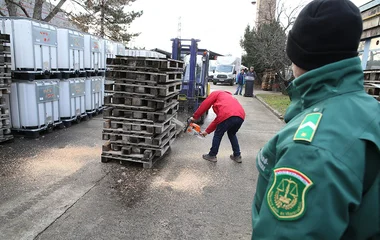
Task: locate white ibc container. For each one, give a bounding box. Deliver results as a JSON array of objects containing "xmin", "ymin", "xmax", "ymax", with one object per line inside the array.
[
  {"xmin": 10, "ymin": 80, "xmax": 60, "ymax": 129},
  {"xmin": 85, "ymin": 76, "xmax": 102, "ymax": 112},
  {"xmin": 116, "ymin": 42, "xmax": 125, "ymax": 56},
  {"xmin": 1, "ymin": 18, "xmax": 58, "ymax": 71},
  {"xmin": 59, "ymin": 78, "xmax": 86, "ymax": 119},
  {"xmin": 57, "ymin": 28, "xmax": 85, "ymax": 71},
  {"xmin": 125, "ymin": 49, "xmax": 166, "ymax": 59},
  {"xmin": 84, "ymin": 34, "xmax": 104, "ymax": 70},
  {"xmin": 105, "ymin": 39, "xmax": 115, "ymax": 59}
]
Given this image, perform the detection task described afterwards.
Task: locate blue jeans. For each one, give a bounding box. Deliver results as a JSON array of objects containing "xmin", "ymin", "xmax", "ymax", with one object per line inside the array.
[
  {"xmin": 209, "ymin": 116, "xmax": 244, "ymax": 157},
  {"xmin": 235, "ymin": 84, "xmax": 244, "ymax": 95}
]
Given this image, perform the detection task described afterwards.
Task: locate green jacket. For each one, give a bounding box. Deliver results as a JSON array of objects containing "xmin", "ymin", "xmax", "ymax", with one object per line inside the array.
[{"xmin": 252, "ymin": 57, "xmax": 380, "ymax": 240}]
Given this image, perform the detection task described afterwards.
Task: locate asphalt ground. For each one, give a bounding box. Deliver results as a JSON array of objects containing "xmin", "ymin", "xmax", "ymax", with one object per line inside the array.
[{"xmin": 0, "ymin": 84, "xmax": 285, "ymax": 240}]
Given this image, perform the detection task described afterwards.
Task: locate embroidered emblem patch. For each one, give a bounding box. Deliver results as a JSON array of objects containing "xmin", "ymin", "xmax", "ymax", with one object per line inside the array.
[
  {"xmin": 267, "ymin": 168, "xmax": 313, "ymax": 221},
  {"xmin": 293, "ymin": 113, "xmax": 322, "ymax": 143}
]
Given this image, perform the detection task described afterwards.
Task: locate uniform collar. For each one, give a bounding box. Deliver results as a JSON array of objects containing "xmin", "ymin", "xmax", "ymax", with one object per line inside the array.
[{"xmin": 284, "ymin": 57, "xmax": 364, "ymax": 123}]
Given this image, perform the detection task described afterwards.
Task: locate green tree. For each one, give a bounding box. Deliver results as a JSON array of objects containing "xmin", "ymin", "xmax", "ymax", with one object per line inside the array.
[
  {"xmin": 241, "ymin": 21, "xmax": 289, "ymax": 74},
  {"xmin": 70, "ymin": 0, "xmax": 142, "ymax": 44}
]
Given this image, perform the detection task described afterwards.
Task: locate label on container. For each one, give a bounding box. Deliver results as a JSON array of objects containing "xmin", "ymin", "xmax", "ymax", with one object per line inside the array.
[
  {"xmin": 106, "ymin": 42, "xmax": 113, "ymax": 54},
  {"xmin": 92, "ymin": 80, "xmax": 102, "ymax": 92},
  {"xmin": 70, "ymin": 81, "xmax": 86, "ymax": 97},
  {"xmin": 37, "ymin": 84, "xmax": 59, "ymax": 103},
  {"xmin": 33, "ymin": 25, "xmax": 57, "ymax": 46},
  {"xmin": 69, "ymin": 33, "xmax": 84, "ymax": 50},
  {"xmin": 117, "ymin": 45, "xmax": 125, "ymax": 55},
  {"xmin": 91, "ymin": 38, "xmax": 100, "ymax": 53}
]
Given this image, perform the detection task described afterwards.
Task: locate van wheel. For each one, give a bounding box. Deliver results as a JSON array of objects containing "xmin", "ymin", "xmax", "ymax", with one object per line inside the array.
[
  {"xmin": 230, "ymin": 81, "xmax": 234, "ymax": 86},
  {"xmin": 213, "ymin": 81, "xmax": 217, "ymax": 85}
]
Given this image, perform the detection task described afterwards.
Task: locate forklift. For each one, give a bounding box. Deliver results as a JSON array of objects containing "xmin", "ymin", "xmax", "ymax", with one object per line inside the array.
[{"xmin": 171, "ymin": 38, "xmax": 222, "ymax": 124}]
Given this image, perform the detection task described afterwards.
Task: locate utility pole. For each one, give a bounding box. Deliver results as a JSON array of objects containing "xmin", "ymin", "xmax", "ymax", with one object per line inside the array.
[{"xmin": 177, "ymin": 16, "xmax": 182, "ymax": 39}]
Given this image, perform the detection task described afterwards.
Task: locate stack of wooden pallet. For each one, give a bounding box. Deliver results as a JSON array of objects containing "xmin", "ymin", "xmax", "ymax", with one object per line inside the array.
[
  {"xmin": 0, "ymin": 33, "xmax": 13, "ymax": 143},
  {"xmin": 364, "ymin": 71, "xmax": 380, "ymax": 102},
  {"xmin": 101, "ymin": 56, "xmax": 184, "ymax": 168}
]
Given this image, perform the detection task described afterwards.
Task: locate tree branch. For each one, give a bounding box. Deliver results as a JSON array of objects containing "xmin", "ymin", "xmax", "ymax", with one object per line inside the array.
[
  {"xmin": 0, "ymin": 10, "xmax": 5, "ymax": 16},
  {"xmin": 43, "ymin": 0, "xmax": 66, "ymax": 22},
  {"xmin": 69, "ymin": 0, "xmax": 91, "ymax": 14},
  {"xmin": 7, "ymin": 0, "xmax": 30, "ymax": 17}
]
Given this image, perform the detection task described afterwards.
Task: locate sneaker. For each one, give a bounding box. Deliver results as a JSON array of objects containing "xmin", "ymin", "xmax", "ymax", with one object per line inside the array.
[
  {"xmin": 230, "ymin": 154, "xmax": 242, "ymax": 163},
  {"xmin": 202, "ymin": 154, "xmax": 217, "ymax": 162}
]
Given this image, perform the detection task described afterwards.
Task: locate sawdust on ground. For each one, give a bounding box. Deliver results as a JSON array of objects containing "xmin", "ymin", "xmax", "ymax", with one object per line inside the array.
[
  {"xmin": 24, "ymin": 145, "xmax": 101, "ymax": 177},
  {"xmin": 152, "ymin": 169, "xmax": 211, "ymax": 194}
]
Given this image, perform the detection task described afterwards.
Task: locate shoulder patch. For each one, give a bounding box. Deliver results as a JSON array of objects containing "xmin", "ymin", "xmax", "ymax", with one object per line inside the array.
[
  {"xmin": 267, "ymin": 167, "xmax": 314, "ymax": 221},
  {"xmin": 293, "ymin": 113, "xmax": 322, "ymax": 143}
]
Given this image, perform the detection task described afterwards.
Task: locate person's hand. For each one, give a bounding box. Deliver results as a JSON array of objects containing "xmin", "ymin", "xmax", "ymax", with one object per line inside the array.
[{"xmin": 200, "ymin": 131, "xmax": 208, "ymax": 137}]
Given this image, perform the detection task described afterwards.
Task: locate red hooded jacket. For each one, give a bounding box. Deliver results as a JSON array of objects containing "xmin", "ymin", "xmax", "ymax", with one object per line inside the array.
[{"xmin": 193, "ymin": 91, "xmax": 246, "ymax": 134}]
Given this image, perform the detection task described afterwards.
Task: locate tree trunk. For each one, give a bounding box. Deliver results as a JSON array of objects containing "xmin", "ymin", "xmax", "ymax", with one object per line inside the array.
[
  {"xmin": 5, "ymin": 0, "xmax": 17, "ymax": 16},
  {"xmin": 43, "ymin": 0, "xmax": 66, "ymax": 22},
  {"xmin": 33, "ymin": 0, "xmax": 44, "ymax": 20},
  {"xmin": 100, "ymin": 0, "xmax": 105, "ymax": 37}
]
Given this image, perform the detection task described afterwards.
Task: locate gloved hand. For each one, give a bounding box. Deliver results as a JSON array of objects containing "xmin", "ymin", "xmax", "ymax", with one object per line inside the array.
[
  {"xmin": 189, "ymin": 117, "xmax": 195, "ymax": 123},
  {"xmin": 200, "ymin": 131, "xmax": 208, "ymax": 137}
]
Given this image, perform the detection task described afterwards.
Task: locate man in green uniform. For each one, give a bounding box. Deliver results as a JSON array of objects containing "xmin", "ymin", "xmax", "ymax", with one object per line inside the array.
[{"xmin": 251, "ymin": 0, "xmax": 380, "ymax": 239}]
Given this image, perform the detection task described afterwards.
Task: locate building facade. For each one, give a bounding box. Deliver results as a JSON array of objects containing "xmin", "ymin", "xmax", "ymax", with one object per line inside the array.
[{"xmin": 255, "ymin": 0, "xmax": 276, "ymax": 26}]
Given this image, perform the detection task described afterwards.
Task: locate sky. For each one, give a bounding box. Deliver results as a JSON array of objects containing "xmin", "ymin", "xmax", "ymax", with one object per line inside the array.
[{"xmin": 126, "ymin": 0, "xmax": 371, "ymax": 56}]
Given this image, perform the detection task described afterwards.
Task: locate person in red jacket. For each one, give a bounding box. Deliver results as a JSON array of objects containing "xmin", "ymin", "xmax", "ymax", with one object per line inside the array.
[{"xmin": 190, "ymin": 90, "xmax": 246, "ymax": 163}]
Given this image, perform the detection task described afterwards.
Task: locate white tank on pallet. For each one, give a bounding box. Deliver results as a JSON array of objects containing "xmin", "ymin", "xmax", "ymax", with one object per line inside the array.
[
  {"xmin": 125, "ymin": 49, "xmax": 166, "ymax": 59},
  {"xmin": 116, "ymin": 42, "xmax": 126, "ymax": 56},
  {"xmin": 104, "ymin": 39, "xmax": 115, "ymax": 63},
  {"xmin": 85, "ymin": 76, "xmax": 103, "ymax": 113},
  {"xmin": 10, "ymin": 80, "xmax": 60, "ymax": 129},
  {"xmin": 0, "ymin": 18, "xmax": 58, "ymax": 71},
  {"xmin": 84, "ymin": 34, "xmax": 105, "ymax": 70},
  {"xmin": 59, "ymin": 78, "xmax": 86, "ymax": 120},
  {"xmin": 57, "ymin": 28, "xmax": 85, "ymax": 71}
]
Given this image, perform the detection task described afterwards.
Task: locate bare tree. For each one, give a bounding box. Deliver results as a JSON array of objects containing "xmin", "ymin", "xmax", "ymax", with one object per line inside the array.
[{"xmin": 241, "ymin": 0, "xmax": 306, "ymax": 90}]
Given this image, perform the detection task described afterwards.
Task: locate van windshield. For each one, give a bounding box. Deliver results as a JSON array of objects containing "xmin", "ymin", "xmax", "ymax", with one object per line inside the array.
[{"xmin": 216, "ymin": 65, "xmax": 233, "ymax": 73}]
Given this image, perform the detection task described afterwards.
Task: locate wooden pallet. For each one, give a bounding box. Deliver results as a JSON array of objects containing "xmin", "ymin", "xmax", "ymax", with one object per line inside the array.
[
  {"xmin": 101, "ymin": 135, "xmax": 174, "ymax": 168},
  {"xmin": 107, "ymin": 57, "xmax": 184, "ymax": 71},
  {"xmin": 0, "ymin": 134, "xmax": 13, "ymax": 143},
  {"xmin": 0, "ymin": 116, "xmax": 11, "ymax": 127},
  {"xmin": 104, "ymin": 92, "xmax": 178, "ymax": 111},
  {"xmin": 0, "ymin": 45, "xmax": 11, "ymax": 53},
  {"xmin": 0, "ymin": 34, "xmax": 10, "ymax": 42},
  {"xmin": 106, "ymin": 70, "xmax": 183, "ymax": 83},
  {"xmin": 105, "ymin": 81, "xmax": 182, "ymax": 98},
  {"xmin": 103, "ymin": 101, "xmax": 179, "ymax": 123},
  {"xmin": 103, "ymin": 114, "xmax": 173, "ymax": 135},
  {"xmin": 103, "ymin": 123, "xmax": 176, "ymax": 147},
  {"xmin": 0, "ymin": 55, "xmax": 11, "ymax": 65}
]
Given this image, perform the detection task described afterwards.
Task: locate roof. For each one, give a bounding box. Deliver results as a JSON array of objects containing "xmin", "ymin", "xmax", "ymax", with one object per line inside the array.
[{"xmin": 359, "ymin": 0, "xmax": 380, "ymax": 12}]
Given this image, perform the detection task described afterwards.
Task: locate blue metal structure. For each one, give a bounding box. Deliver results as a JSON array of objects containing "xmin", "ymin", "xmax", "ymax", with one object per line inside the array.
[{"xmin": 170, "ymin": 38, "xmax": 222, "ymax": 123}]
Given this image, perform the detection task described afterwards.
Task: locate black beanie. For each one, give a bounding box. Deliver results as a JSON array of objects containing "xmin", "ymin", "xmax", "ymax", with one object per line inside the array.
[{"xmin": 286, "ymin": 0, "xmax": 363, "ymax": 71}]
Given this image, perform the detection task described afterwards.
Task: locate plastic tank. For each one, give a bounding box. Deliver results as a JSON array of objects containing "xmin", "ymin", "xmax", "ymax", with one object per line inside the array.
[
  {"xmin": 0, "ymin": 18, "xmax": 58, "ymax": 71},
  {"xmin": 59, "ymin": 78, "xmax": 86, "ymax": 119},
  {"xmin": 125, "ymin": 49, "xmax": 166, "ymax": 58},
  {"xmin": 10, "ymin": 80, "xmax": 60, "ymax": 129},
  {"xmin": 84, "ymin": 34, "xmax": 104, "ymax": 70},
  {"xmin": 116, "ymin": 42, "xmax": 125, "ymax": 56},
  {"xmin": 104, "ymin": 40, "xmax": 115, "ymax": 63},
  {"xmin": 57, "ymin": 28, "xmax": 85, "ymax": 71},
  {"xmin": 85, "ymin": 76, "xmax": 103, "ymax": 113}
]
